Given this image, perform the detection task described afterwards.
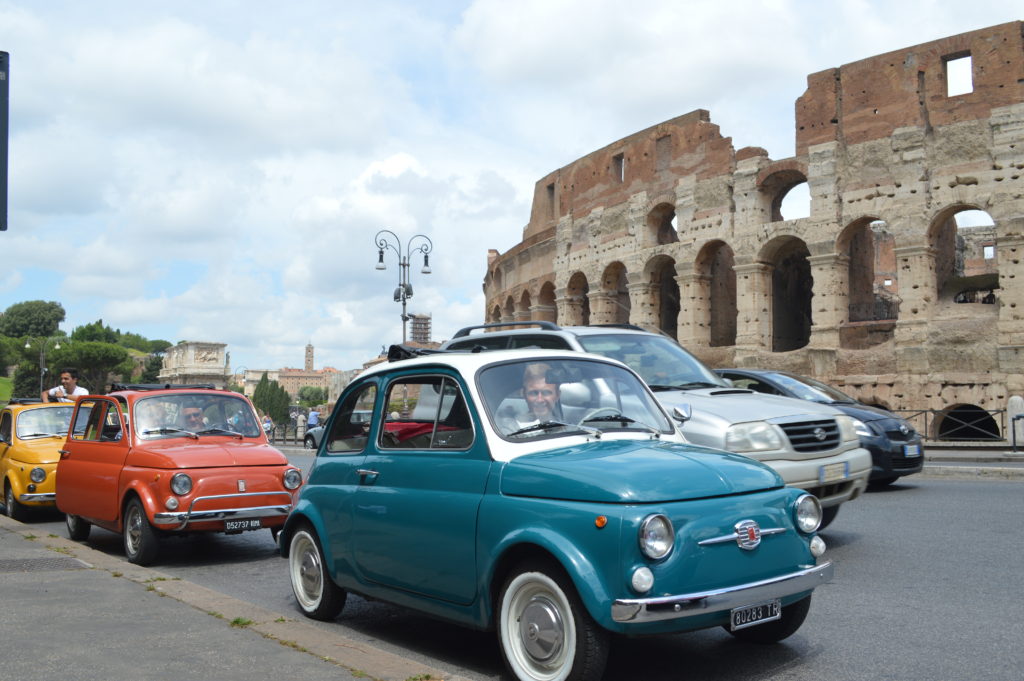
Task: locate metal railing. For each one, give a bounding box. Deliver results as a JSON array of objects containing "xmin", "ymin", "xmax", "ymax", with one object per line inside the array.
[
  {"xmin": 892, "ymin": 408, "xmax": 1005, "ymax": 442},
  {"xmin": 266, "ymin": 424, "xmax": 310, "ymax": 446}
]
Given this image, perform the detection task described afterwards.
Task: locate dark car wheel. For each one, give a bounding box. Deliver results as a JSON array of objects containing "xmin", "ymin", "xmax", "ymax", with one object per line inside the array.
[
  {"xmin": 65, "ymin": 513, "xmax": 91, "ymax": 541},
  {"xmin": 123, "ymin": 498, "xmax": 160, "ymax": 566},
  {"xmin": 725, "ymin": 595, "xmax": 812, "ymax": 644},
  {"xmin": 4, "ymin": 483, "xmax": 27, "ymax": 522},
  {"xmin": 289, "ymin": 525, "xmax": 347, "ymax": 620},
  {"xmin": 303, "ymin": 436, "xmax": 316, "ymax": 450},
  {"xmin": 497, "ymin": 559, "xmax": 609, "ymax": 681},
  {"xmin": 818, "ymin": 505, "xmax": 839, "ymax": 530}
]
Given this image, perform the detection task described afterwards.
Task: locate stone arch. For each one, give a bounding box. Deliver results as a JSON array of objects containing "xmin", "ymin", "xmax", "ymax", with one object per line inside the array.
[
  {"xmin": 757, "ymin": 161, "xmax": 809, "ymax": 222},
  {"xmin": 644, "ymin": 255, "xmax": 679, "ymax": 338},
  {"xmin": 928, "ymin": 205, "xmax": 999, "ymax": 303},
  {"xmin": 695, "ymin": 240, "xmax": 737, "ymax": 347},
  {"xmin": 565, "ymin": 271, "xmax": 590, "ymax": 326},
  {"xmin": 646, "ymin": 201, "xmax": 678, "ymax": 245},
  {"xmin": 836, "ymin": 217, "xmax": 898, "ymax": 349},
  {"xmin": 936, "ymin": 403, "xmax": 1001, "ymax": 441},
  {"xmin": 759, "ymin": 236, "xmax": 812, "ymax": 352},
  {"xmin": 535, "ymin": 281, "xmax": 558, "ymax": 323},
  {"xmin": 518, "ymin": 290, "xmax": 532, "ymax": 320},
  {"xmin": 503, "ymin": 295, "xmax": 515, "ymax": 321},
  {"xmin": 601, "ymin": 261, "xmax": 631, "ymax": 325},
  {"xmin": 489, "ymin": 304, "xmax": 502, "ymax": 323}
]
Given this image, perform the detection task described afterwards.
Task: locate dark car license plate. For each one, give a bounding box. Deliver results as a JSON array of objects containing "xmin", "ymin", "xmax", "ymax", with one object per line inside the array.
[
  {"xmin": 730, "ymin": 599, "xmax": 781, "ymax": 631},
  {"xmin": 225, "ymin": 519, "xmax": 262, "ymax": 531}
]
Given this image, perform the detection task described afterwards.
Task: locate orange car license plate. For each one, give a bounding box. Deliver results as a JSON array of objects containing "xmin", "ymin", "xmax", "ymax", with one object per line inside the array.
[{"xmin": 225, "ymin": 519, "xmax": 262, "ymax": 531}]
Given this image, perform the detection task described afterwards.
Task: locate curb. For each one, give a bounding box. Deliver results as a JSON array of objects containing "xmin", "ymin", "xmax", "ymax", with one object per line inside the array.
[
  {"xmin": 920, "ymin": 464, "xmax": 1024, "ymax": 480},
  {"xmin": 0, "ymin": 515, "xmax": 473, "ymax": 681}
]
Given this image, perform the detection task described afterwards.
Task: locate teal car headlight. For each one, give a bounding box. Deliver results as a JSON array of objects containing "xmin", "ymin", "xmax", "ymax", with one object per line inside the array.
[
  {"xmin": 30, "ymin": 467, "xmax": 46, "ymax": 483},
  {"xmin": 725, "ymin": 421, "xmax": 784, "ymax": 452},
  {"xmin": 794, "ymin": 493, "xmax": 823, "ymax": 533},
  {"xmin": 170, "ymin": 473, "xmax": 193, "ymax": 496},
  {"xmin": 639, "ymin": 514, "xmax": 674, "ymax": 560}
]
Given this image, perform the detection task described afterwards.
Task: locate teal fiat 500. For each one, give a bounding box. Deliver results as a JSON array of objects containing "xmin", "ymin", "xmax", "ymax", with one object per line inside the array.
[{"xmin": 280, "ymin": 348, "xmax": 833, "ymax": 681}]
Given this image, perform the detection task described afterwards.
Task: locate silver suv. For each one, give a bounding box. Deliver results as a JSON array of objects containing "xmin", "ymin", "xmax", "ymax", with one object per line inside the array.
[{"xmin": 442, "ymin": 322, "xmax": 870, "ymax": 528}]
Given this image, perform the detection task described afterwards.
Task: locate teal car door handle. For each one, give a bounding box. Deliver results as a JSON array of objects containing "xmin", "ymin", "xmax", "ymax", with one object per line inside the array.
[{"xmin": 356, "ymin": 469, "xmax": 379, "ymax": 483}]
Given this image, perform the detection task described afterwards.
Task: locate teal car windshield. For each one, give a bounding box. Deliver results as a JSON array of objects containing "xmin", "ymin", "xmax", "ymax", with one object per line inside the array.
[
  {"xmin": 576, "ymin": 333, "xmax": 728, "ymax": 390},
  {"xmin": 478, "ymin": 357, "xmax": 674, "ymax": 439}
]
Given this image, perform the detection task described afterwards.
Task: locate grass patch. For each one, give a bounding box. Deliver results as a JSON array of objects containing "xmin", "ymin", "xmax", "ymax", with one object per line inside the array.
[
  {"xmin": 229, "ymin": 617, "xmax": 253, "ymax": 628},
  {"xmin": 0, "ymin": 377, "xmax": 12, "ymax": 405}
]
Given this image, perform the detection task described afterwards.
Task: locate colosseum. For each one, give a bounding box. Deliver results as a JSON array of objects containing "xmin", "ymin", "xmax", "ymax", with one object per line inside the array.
[{"xmin": 482, "ymin": 21, "xmax": 1024, "ymax": 441}]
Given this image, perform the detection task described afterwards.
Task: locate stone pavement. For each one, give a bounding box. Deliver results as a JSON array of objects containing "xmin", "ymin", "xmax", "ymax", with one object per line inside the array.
[
  {"xmin": 0, "ymin": 515, "xmax": 471, "ymax": 681},
  {"xmin": 1, "ymin": 447, "xmax": 1018, "ymax": 681}
]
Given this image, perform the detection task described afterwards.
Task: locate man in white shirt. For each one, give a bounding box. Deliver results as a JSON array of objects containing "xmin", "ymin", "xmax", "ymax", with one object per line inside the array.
[{"xmin": 41, "ymin": 368, "xmax": 89, "ymax": 402}]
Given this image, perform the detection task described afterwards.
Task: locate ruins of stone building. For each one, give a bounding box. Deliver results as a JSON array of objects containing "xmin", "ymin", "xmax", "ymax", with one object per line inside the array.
[
  {"xmin": 483, "ymin": 22, "xmax": 1024, "ymax": 440},
  {"xmin": 158, "ymin": 341, "xmax": 230, "ymax": 389}
]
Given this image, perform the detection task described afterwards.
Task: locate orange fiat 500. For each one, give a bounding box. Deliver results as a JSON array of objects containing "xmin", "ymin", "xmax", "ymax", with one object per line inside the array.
[{"xmin": 56, "ymin": 384, "xmax": 302, "ymax": 565}]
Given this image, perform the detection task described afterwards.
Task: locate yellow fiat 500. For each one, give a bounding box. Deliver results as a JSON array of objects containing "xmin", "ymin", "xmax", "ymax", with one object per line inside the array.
[{"xmin": 1, "ymin": 399, "xmax": 77, "ymax": 521}]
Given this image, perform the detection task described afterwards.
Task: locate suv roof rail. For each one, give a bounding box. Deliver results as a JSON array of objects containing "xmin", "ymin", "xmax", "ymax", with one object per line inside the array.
[
  {"xmin": 387, "ymin": 344, "xmax": 448, "ymax": 362},
  {"xmin": 589, "ymin": 323, "xmax": 650, "ymax": 333},
  {"xmin": 451, "ymin": 321, "xmax": 561, "ymax": 339},
  {"xmin": 109, "ymin": 383, "xmax": 218, "ymax": 392}
]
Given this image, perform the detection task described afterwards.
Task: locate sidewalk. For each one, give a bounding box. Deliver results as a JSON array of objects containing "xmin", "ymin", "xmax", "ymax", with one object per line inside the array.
[
  {"xmin": 920, "ymin": 442, "xmax": 1024, "ymax": 480},
  {"xmin": 0, "ymin": 515, "xmax": 469, "ymax": 681}
]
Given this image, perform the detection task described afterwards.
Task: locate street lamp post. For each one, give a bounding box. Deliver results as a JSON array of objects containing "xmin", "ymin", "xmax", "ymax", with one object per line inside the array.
[
  {"xmin": 373, "ymin": 230, "xmax": 433, "ymax": 344},
  {"xmin": 24, "ymin": 336, "xmax": 62, "ymax": 395}
]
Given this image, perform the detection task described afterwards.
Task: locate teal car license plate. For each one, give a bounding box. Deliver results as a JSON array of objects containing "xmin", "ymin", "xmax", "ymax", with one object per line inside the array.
[
  {"xmin": 225, "ymin": 519, "xmax": 262, "ymax": 531},
  {"xmin": 903, "ymin": 443, "xmax": 921, "ymax": 457},
  {"xmin": 730, "ymin": 599, "xmax": 781, "ymax": 631}
]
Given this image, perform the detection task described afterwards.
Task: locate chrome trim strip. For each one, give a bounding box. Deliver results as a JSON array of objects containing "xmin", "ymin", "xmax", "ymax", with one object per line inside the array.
[
  {"xmin": 611, "ymin": 561, "xmax": 833, "ymax": 623},
  {"xmin": 152, "ymin": 491, "xmax": 293, "ymax": 529},
  {"xmin": 698, "ymin": 526, "xmax": 787, "ymax": 546},
  {"xmin": 19, "ymin": 493, "xmax": 56, "ymax": 502}
]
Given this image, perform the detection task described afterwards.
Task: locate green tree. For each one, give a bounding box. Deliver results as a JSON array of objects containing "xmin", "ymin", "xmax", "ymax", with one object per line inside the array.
[
  {"xmin": 70, "ymin": 319, "xmax": 119, "ymax": 344},
  {"xmin": 148, "ymin": 339, "xmax": 173, "ymax": 354},
  {"xmin": 252, "ymin": 373, "xmax": 291, "ymax": 424},
  {"xmin": 138, "ymin": 354, "xmax": 164, "ymax": 383},
  {"xmin": 11, "ymin": 362, "xmax": 42, "ymax": 398},
  {"xmin": 0, "ymin": 300, "xmax": 66, "ymax": 337},
  {"xmin": 298, "ymin": 386, "xmax": 327, "ymax": 407}
]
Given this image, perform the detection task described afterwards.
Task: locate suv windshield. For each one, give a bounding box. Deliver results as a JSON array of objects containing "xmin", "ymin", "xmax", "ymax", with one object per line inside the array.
[
  {"xmin": 478, "ymin": 357, "xmax": 672, "ymax": 441},
  {"xmin": 576, "ymin": 333, "xmax": 728, "ymax": 391}
]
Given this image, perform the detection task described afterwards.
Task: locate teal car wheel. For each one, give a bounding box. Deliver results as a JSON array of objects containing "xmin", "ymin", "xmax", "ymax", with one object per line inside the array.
[
  {"xmin": 725, "ymin": 595, "xmax": 812, "ymax": 644},
  {"xmin": 289, "ymin": 525, "xmax": 347, "ymax": 620},
  {"xmin": 497, "ymin": 560, "xmax": 608, "ymax": 681}
]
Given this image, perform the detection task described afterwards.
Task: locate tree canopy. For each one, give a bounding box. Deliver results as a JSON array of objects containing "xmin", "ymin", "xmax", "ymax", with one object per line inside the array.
[
  {"xmin": 0, "ymin": 300, "xmax": 66, "ymax": 337},
  {"xmin": 252, "ymin": 372, "xmax": 292, "ymax": 424}
]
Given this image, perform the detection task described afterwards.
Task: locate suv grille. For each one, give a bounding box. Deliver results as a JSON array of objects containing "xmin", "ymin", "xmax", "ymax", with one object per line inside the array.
[{"xmin": 779, "ymin": 419, "xmax": 841, "ymax": 452}]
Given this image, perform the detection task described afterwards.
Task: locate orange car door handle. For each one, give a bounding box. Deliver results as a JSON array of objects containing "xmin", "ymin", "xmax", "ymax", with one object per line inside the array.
[{"xmin": 59, "ymin": 449, "xmax": 71, "ymax": 458}]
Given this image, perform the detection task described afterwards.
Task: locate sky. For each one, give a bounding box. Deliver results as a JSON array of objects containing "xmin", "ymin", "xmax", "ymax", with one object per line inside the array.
[{"xmin": 0, "ymin": 1, "xmax": 1018, "ymax": 373}]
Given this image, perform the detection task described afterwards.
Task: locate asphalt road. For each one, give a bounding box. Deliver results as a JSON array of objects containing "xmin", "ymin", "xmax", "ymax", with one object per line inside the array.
[{"xmin": 25, "ymin": 460, "xmax": 1024, "ymax": 681}]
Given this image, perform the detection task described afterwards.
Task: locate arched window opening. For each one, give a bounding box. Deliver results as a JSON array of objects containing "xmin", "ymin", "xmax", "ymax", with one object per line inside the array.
[
  {"xmin": 937, "ymin": 404, "xmax": 1000, "ymax": 441},
  {"xmin": 567, "ymin": 272, "xmax": 590, "ymax": 326},
  {"xmin": 700, "ymin": 242, "xmax": 736, "ymax": 347},
  {"xmin": 779, "ymin": 182, "xmax": 810, "ymax": 221},
  {"xmin": 649, "ymin": 258, "xmax": 679, "ymax": 339},
  {"xmin": 503, "ymin": 296, "xmax": 515, "ymax": 321},
  {"xmin": 537, "ymin": 281, "xmax": 558, "ymax": 324},
  {"xmin": 489, "ymin": 305, "xmax": 502, "ymax": 323},
  {"xmin": 933, "ymin": 208, "xmax": 998, "ymax": 304},
  {"xmin": 648, "ymin": 203, "xmax": 678, "ymax": 245},
  {"xmin": 518, "ymin": 291, "xmax": 532, "ymax": 319},
  {"xmin": 602, "ymin": 262, "xmax": 631, "ymax": 325},
  {"xmin": 770, "ymin": 239, "xmax": 812, "ymax": 352},
  {"xmin": 847, "ymin": 219, "xmax": 899, "ymax": 322}
]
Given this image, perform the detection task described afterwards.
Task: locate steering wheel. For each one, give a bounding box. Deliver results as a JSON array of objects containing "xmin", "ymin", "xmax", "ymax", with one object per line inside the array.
[{"xmin": 577, "ymin": 407, "xmax": 623, "ymax": 425}]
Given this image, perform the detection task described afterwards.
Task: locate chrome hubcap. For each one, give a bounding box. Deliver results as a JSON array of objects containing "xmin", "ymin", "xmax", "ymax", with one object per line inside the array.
[
  {"xmin": 298, "ymin": 542, "xmax": 322, "ymax": 600},
  {"xmin": 519, "ymin": 595, "xmax": 564, "ymax": 662},
  {"xmin": 126, "ymin": 508, "xmax": 141, "ymax": 553}
]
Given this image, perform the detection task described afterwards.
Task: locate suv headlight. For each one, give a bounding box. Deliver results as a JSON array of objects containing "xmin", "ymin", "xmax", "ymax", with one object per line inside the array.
[
  {"xmin": 725, "ymin": 422, "xmax": 784, "ymax": 452},
  {"xmin": 639, "ymin": 514, "xmax": 674, "ymax": 560},
  {"xmin": 835, "ymin": 415, "xmax": 858, "ymax": 442},
  {"xmin": 794, "ymin": 493, "xmax": 822, "ymax": 533},
  {"xmin": 170, "ymin": 473, "xmax": 193, "ymax": 496},
  {"xmin": 850, "ymin": 417, "xmax": 872, "ymax": 437}
]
